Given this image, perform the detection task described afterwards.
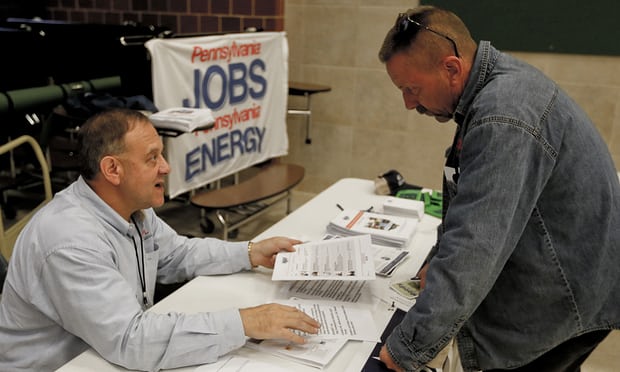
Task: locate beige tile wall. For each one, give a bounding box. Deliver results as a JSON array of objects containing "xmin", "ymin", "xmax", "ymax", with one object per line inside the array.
[{"xmin": 283, "ymin": 0, "xmax": 620, "ymax": 193}]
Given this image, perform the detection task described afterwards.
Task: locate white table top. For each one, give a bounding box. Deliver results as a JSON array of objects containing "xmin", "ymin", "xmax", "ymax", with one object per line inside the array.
[{"xmin": 57, "ymin": 178, "xmax": 440, "ymax": 372}]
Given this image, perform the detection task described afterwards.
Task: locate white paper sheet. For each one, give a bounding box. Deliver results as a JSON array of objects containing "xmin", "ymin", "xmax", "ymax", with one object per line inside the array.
[
  {"xmin": 194, "ymin": 355, "xmax": 289, "ymax": 372},
  {"xmin": 281, "ymin": 298, "xmax": 380, "ymax": 342},
  {"xmin": 287, "ymin": 280, "xmax": 368, "ymax": 303},
  {"xmin": 272, "ymin": 235, "xmax": 375, "ymax": 281},
  {"xmin": 245, "ymin": 337, "xmax": 347, "ymax": 369}
]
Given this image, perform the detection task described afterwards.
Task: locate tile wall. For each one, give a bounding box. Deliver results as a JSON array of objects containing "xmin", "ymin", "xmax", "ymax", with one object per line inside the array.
[
  {"xmin": 45, "ymin": 0, "xmax": 284, "ymax": 34},
  {"xmin": 284, "ymin": 0, "xmax": 620, "ymax": 193},
  {"xmin": 41, "ymin": 0, "xmax": 620, "ymax": 193}
]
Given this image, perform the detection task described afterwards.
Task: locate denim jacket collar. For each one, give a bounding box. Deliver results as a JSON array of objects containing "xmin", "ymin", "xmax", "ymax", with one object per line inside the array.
[{"xmin": 454, "ymin": 40, "xmax": 498, "ymax": 125}]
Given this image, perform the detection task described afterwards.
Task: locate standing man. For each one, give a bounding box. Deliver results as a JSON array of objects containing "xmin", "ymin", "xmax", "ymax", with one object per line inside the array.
[
  {"xmin": 378, "ymin": 5, "xmax": 620, "ymax": 372},
  {"xmin": 0, "ymin": 108, "xmax": 320, "ymax": 371}
]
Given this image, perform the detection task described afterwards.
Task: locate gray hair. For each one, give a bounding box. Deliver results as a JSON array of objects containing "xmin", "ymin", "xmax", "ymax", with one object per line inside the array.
[
  {"xmin": 77, "ymin": 108, "xmax": 150, "ymax": 180},
  {"xmin": 378, "ymin": 5, "xmax": 476, "ymax": 66}
]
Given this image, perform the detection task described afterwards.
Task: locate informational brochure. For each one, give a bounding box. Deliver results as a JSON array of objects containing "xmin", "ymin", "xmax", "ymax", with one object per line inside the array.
[
  {"xmin": 272, "ymin": 235, "xmax": 376, "ymax": 281},
  {"xmin": 282, "ymin": 298, "xmax": 380, "ymax": 342},
  {"xmin": 194, "ymin": 355, "xmax": 290, "ymax": 372},
  {"xmin": 390, "ymin": 278, "xmax": 421, "ymax": 300},
  {"xmin": 245, "ymin": 337, "xmax": 347, "ymax": 369},
  {"xmin": 322, "ymin": 234, "xmax": 409, "ymax": 277},
  {"xmin": 244, "ymin": 297, "xmax": 380, "ymax": 369},
  {"xmin": 380, "ymin": 278, "xmax": 420, "ymax": 312},
  {"xmin": 383, "ymin": 196, "xmax": 425, "ymax": 220},
  {"xmin": 326, "ymin": 209, "xmax": 418, "ymax": 248},
  {"xmin": 373, "ymin": 245, "xmax": 409, "ymax": 277},
  {"xmin": 287, "ymin": 280, "xmax": 368, "ymax": 303},
  {"xmin": 149, "ymin": 107, "xmax": 215, "ymax": 133}
]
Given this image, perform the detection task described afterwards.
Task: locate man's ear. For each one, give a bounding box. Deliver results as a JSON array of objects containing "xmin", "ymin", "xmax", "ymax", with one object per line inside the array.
[
  {"xmin": 100, "ymin": 155, "xmax": 122, "ymax": 186},
  {"xmin": 444, "ymin": 56, "xmax": 462, "ymax": 85}
]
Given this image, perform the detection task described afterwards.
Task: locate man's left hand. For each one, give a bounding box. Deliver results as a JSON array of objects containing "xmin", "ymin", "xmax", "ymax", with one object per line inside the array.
[
  {"xmin": 380, "ymin": 345, "xmax": 403, "ymax": 371},
  {"xmin": 250, "ymin": 237, "xmax": 301, "ymax": 268}
]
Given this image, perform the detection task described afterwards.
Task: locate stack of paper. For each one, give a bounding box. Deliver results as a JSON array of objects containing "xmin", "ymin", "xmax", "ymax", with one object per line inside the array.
[
  {"xmin": 245, "ymin": 337, "xmax": 347, "ymax": 369},
  {"xmin": 149, "ymin": 107, "xmax": 215, "ymax": 133},
  {"xmin": 245, "ymin": 297, "xmax": 380, "ymax": 369},
  {"xmin": 383, "ymin": 196, "xmax": 425, "ymax": 220},
  {"xmin": 326, "ymin": 209, "xmax": 418, "ymax": 248}
]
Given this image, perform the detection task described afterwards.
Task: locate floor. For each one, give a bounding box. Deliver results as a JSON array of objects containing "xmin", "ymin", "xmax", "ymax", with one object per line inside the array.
[
  {"xmin": 583, "ymin": 331, "xmax": 620, "ymax": 372},
  {"xmin": 155, "ymin": 191, "xmax": 620, "ymax": 372}
]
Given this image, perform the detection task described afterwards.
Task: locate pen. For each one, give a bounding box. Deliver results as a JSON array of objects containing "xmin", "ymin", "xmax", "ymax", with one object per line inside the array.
[{"xmin": 336, "ymin": 203, "xmax": 344, "ymax": 211}]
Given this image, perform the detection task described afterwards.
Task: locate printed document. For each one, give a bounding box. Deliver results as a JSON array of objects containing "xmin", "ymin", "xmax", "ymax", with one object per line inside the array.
[
  {"xmin": 287, "ymin": 280, "xmax": 368, "ymax": 303},
  {"xmin": 326, "ymin": 209, "xmax": 418, "ymax": 248},
  {"xmin": 149, "ymin": 107, "xmax": 215, "ymax": 133},
  {"xmin": 272, "ymin": 235, "xmax": 376, "ymax": 281},
  {"xmin": 282, "ymin": 298, "xmax": 379, "ymax": 342},
  {"xmin": 245, "ymin": 337, "xmax": 347, "ymax": 369},
  {"xmin": 322, "ymin": 234, "xmax": 409, "ymax": 277},
  {"xmin": 194, "ymin": 355, "xmax": 289, "ymax": 372}
]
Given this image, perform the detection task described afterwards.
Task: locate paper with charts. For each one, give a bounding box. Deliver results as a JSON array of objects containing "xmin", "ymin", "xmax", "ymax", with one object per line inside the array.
[{"xmin": 272, "ymin": 235, "xmax": 376, "ymax": 281}]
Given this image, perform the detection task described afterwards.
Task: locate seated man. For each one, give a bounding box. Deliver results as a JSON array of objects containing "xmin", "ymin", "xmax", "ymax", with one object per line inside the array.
[{"xmin": 0, "ymin": 108, "xmax": 320, "ymax": 371}]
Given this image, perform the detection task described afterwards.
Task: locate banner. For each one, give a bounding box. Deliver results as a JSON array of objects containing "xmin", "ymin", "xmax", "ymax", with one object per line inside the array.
[{"xmin": 145, "ymin": 32, "xmax": 289, "ymax": 198}]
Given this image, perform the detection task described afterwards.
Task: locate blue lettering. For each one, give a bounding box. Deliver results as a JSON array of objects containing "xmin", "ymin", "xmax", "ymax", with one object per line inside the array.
[
  {"xmin": 203, "ymin": 65, "xmax": 227, "ymax": 110},
  {"xmin": 183, "ymin": 59, "xmax": 268, "ymax": 109},
  {"xmin": 185, "ymin": 147, "xmax": 201, "ymax": 180},
  {"xmin": 216, "ymin": 133, "xmax": 232, "ymax": 162},
  {"xmin": 249, "ymin": 59, "xmax": 267, "ymax": 99},
  {"xmin": 182, "ymin": 69, "xmax": 201, "ymax": 108},
  {"xmin": 245, "ymin": 127, "xmax": 266, "ymax": 152},
  {"xmin": 183, "ymin": 126, "xmax": 267, "ymax": 182},
  {"xmin": 228, "ymin": 62, "xmax": 248, "ymax": 105},
  {"xmin": 201, "ymin": 141, "xmax": 217, "ymax": 169},
  {"xmin": 230, "ymin": 129, "xmax": 244, "ymax": 156}
]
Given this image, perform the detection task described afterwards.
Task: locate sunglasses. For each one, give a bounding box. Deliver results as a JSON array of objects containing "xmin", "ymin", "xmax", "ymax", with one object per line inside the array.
[{"xmin": 396, "ymin": 13, "xmax": 460, "ymax": 58}]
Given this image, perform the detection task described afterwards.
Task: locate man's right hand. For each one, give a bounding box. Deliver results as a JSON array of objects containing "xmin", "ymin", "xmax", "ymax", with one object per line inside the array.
[
  {"xmin": 417, "ymin": 262, "xmax": 429, "ymax": 289},
  {"xmin": 239, "ymin": 303, "xmax": 320, "ymax": 344}
]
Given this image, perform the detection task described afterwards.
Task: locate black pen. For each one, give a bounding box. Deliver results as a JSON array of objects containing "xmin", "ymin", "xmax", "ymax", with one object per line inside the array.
[{"xmin": 336, "ymin": 203, "xmax": 344, "ymax": 211}]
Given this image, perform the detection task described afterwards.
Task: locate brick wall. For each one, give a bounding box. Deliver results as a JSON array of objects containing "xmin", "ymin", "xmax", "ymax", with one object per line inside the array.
[{"xmin": 44, "ymin": 0, "xmax": 284, "ymax": 34}]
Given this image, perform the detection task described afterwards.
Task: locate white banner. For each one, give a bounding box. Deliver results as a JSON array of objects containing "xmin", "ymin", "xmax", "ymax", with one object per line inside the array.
[{"xmin": 145, "ymin": 32, "xmax": 289, "ymax": 198}]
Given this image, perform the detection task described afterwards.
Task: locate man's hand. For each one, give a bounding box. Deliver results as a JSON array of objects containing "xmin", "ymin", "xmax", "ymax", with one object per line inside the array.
[
  {"xmin": 250, "ymin": 237, "xmax": 302, "ymax": 268},
  {"xmin": 417, "ymin": 262, "xmax": 429, "ymax": 289},
  {"xmin": 239, "ymin": 303, "xmax": 320, "ymax": 344},
  {"xmin": 380, "ymin": 345, "xmax": 403, "ymax": 371}
]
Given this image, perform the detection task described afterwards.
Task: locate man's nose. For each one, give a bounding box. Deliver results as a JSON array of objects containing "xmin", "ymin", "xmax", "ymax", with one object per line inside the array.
[
  {"xmin": 160, "ymin": 156, "xmax": 171, "ymax": 174},
  {"xmin": 404, "ymin": 94, "xmax": 419, "ymax": 111}
]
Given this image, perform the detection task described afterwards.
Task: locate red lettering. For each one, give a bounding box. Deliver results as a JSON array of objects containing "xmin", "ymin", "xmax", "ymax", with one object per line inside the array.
[
  {"xmin": 189, "ymin": 42, "xmax": 264, "ymax": 63},
  {"xmin": 191, "ymin": 46, "xmax": 203, "ymax": 63}
]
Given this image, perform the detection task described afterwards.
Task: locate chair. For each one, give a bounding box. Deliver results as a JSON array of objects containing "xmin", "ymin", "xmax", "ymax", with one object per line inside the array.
[
  {"xmin": 287, "ymin": 81, "xmax": 332, "ymax": 144},
  {"xmin": 0, "ymin": 135, "xmax": 52, "ymax": 262}
]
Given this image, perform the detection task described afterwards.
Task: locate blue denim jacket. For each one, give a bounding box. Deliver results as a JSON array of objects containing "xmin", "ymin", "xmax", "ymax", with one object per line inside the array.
[{"xmin": 386, "ymin": 41, "xmax": 620, "ymax": 371}]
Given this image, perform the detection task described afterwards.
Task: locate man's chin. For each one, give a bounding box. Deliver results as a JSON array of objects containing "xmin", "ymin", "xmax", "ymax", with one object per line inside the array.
[
  {"xmin": 434, "ymin": 115, "xmax": 453, "ymax": 123},
  {"xmin": 153, "ymin": 189, "xmax": 166, "ymax": 207}
]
